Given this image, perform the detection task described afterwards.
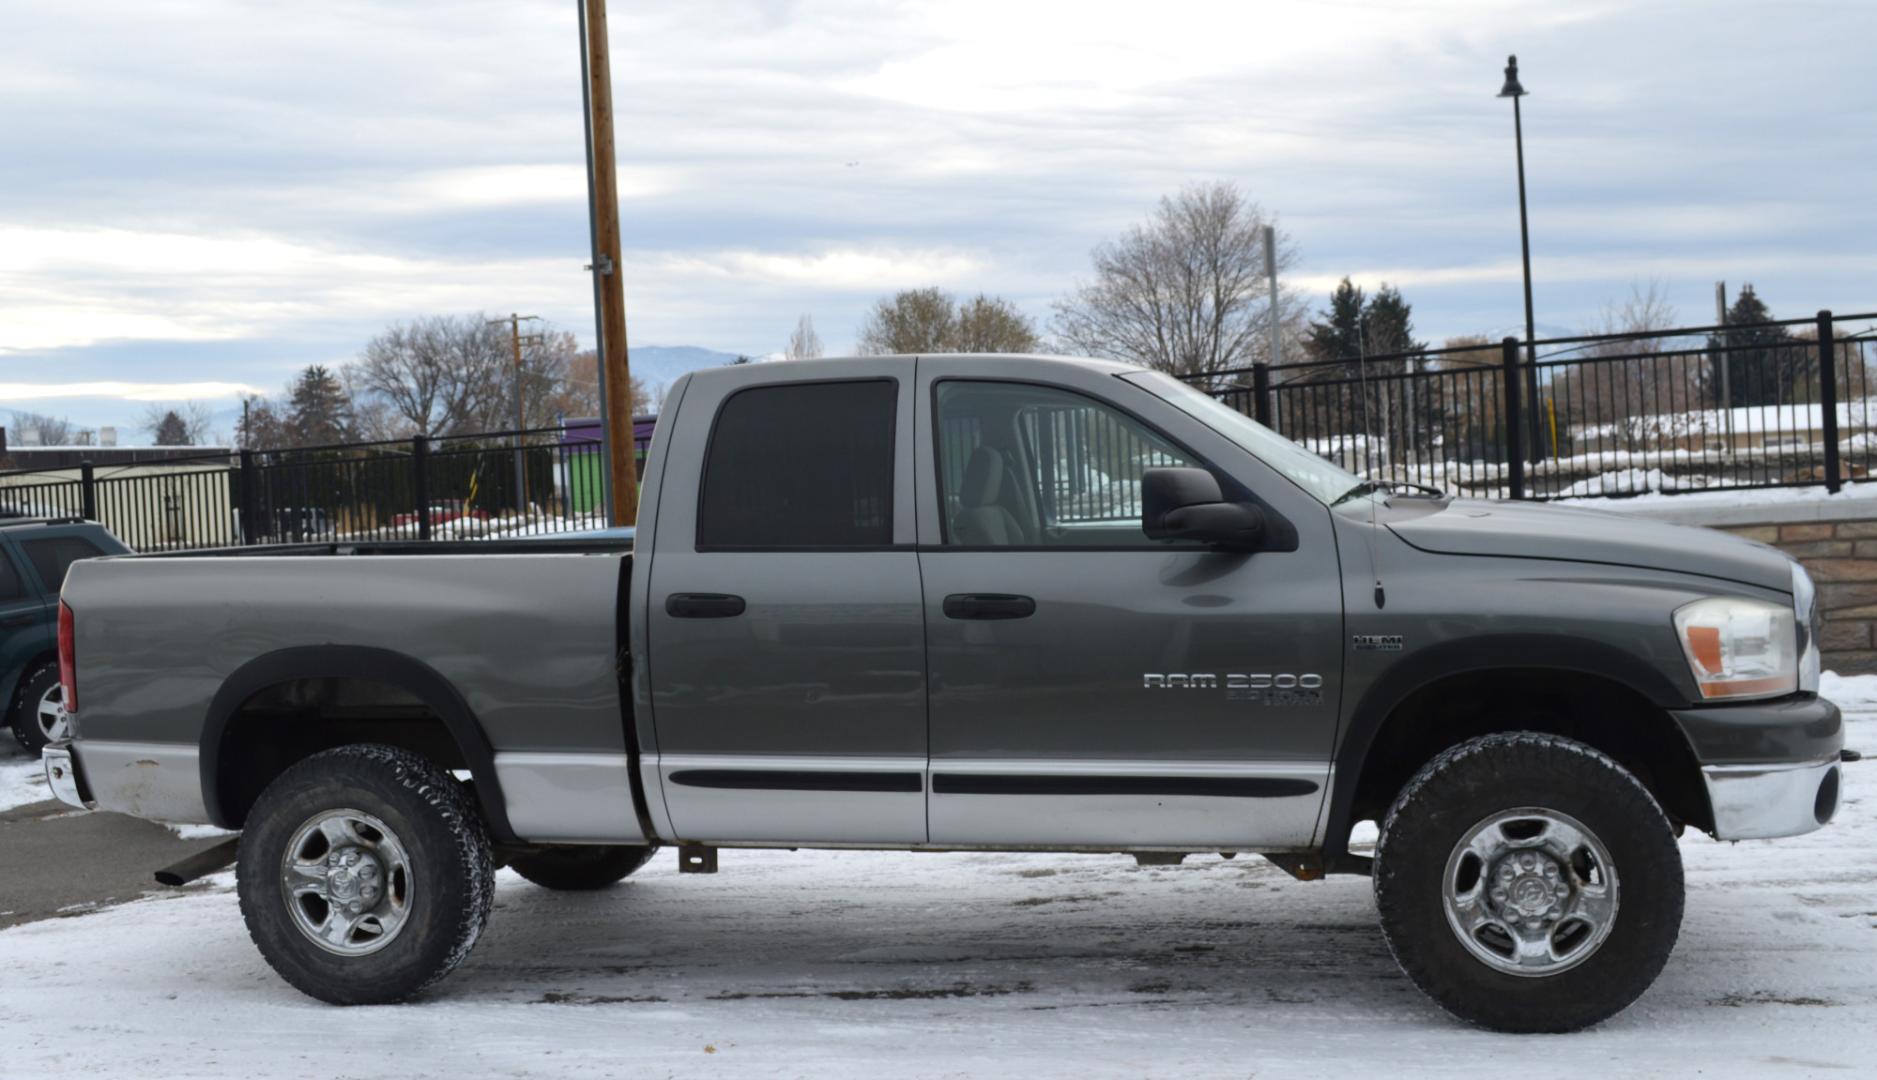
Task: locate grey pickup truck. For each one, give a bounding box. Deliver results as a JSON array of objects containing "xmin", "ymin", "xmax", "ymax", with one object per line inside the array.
[{"xmin": 44, "ymin": 354, "xmax": 1844, "ymax": 1031}]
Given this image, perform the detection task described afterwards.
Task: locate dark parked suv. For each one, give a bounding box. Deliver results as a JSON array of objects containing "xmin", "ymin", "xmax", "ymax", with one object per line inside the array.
[{"xmin": 2, "ymin": 518, "xmax": 129, "ymax": 751}]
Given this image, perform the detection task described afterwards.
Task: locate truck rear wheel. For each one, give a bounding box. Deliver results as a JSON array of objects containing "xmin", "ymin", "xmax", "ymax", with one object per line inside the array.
[
  {"xmin": 236, "ymin": 744, "xmax": 496, "ymax": 1005},
  {"xmin": 1373, "ymin": 732, "xmax": 1684, "ymax": 1033},
  {"xmin": 509, "ymin": 844, "xmax": 659, "ymax": 890}
]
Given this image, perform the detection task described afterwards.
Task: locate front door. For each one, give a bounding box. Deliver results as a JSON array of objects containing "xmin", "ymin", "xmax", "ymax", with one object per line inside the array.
[
  {"xmin": 916, "ymin": 365, "xmax": 1345, "ymax": 849},
  {"xmin": 646, "ymin": 368, "xmax": 927, "ymax": 844}
]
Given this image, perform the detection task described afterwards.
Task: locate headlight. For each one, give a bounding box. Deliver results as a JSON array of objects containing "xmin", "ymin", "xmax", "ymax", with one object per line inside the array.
[
  {"xmin": 1792, "ymin": 561, "xmax": 1820, "ymax": 694},
  {"xmin": 1673, "ymin": 597, "xmax": 1798, "ymax": 701}
]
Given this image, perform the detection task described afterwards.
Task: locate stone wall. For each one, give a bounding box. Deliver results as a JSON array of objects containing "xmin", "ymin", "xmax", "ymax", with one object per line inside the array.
[{"xmin": 1619, "ymin": 497, "xmax": 1877, "ymax": 674}]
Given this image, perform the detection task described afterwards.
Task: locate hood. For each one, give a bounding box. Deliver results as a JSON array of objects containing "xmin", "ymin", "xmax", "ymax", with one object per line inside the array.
[{"xmin": 1385, "ymin": 499, "xmax": 1793, "ymax": 592}]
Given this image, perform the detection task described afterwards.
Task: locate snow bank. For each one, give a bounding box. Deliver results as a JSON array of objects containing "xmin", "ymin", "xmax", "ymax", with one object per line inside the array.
[{"xmin": 1821, "ymin": 671, "xmax": 1877, "ymax": 708}]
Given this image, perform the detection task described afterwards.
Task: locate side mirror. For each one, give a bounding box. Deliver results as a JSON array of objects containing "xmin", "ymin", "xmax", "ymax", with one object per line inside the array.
[{"xmin": 1141, "ymin": 467, "xmax": 1265, "ymax": 551}]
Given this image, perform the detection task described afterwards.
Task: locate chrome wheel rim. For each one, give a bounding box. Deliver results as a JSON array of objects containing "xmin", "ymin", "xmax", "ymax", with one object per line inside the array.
[
  {"xmin": 36, "ymin": 683, "xmax": 69, "ymax": 743},
  {"xmin": 280, "ymin": 809, "xmax": 414, "ymax": 957},
  {"xmin": 1441, "ymin": 807, "xmax": 1619, "ymax": 978}
]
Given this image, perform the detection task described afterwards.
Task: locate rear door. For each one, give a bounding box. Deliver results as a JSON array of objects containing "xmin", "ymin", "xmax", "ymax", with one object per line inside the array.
[
  {"xmin": 914, "ymin": 359, "xmax": 1345, "ymax": 849},
  {"xmin": 644, "ymin": 364, "xmax": 927, "ymax": 844}
]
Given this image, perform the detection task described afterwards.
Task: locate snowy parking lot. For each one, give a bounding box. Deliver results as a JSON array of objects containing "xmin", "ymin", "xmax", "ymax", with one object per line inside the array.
[{"xmin": 1, "ymin": 714, "xmax": 1869, "ymax": 1078}]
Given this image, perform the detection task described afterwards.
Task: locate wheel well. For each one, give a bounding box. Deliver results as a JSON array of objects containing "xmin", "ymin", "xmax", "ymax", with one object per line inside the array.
[
  {"xmin": 213, "ymin": 676, "xmax": 471, "ymax": 830},
  {"xmin": 1348, "ymin": 668, "xmax": 1713, "ymax": 838}
]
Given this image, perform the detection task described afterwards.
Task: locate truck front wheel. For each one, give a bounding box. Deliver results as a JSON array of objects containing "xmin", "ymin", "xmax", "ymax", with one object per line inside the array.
[
  {"xmin": 509, "ymin": 844, "xmax": 659, "ymax": 890},
  {"xmin": 1373, "ymin": 732, "xmax": 1684, "ymax": 1032},
  {"xmin": 236, "ymin": 744, "xmax": 496, "ymax": 1005}
]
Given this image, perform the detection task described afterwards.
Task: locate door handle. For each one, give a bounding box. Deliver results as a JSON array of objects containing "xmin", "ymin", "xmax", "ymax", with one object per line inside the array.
[
  {"xmin": 942, "ymin": 593, "xmax": 1036, "ymax": 620},
  {"xmin": 0, "ymin": 613, "xmax": 37, "ymax": 628},
  {"xmin": 666, "ymin": 593, "xmax": 747, "ymax": 619}
]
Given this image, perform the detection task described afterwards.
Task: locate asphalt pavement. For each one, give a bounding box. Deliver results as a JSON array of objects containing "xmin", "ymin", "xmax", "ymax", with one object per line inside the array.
[{"xmin": 0, "ymin": 787, "xmax": 230, "ymax": 930}]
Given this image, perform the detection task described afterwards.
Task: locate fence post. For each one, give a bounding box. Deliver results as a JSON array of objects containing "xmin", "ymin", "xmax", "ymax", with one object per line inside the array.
[
  {"xmin": 1252, "ymin": 363, "xmax": 1273, "ymax": 427},
  {"xmin": 412, "ymin": 434, "xmax": 432, "ymax": 541},
  {"xmin": 1818, "ymin": 309, "xmax": 1841, "ymax": 494},
  {"xmin": 1500, "ymin": 337, "xmax": 1526, "ymax": 499},
  {"xmin": 237, "ymin": 450, "xmax": 257, "ymax": 545},
  {"xmin": 79, "ymin": 460, "xmax": 97, "ymax": 521}
]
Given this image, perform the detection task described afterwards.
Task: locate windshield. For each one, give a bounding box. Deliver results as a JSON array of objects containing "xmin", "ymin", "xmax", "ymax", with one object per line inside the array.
[{"xmin": 1126, "ymin": 370, "xmax": 1361, "ymax": 506}]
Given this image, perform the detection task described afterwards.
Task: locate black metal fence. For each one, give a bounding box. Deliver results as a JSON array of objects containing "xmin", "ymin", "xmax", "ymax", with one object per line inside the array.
[
  {"xmin": 0, "ymin": 426, "xmax": 637, "ymax": 552},
  {"xmin": 1184, "ymin": 308, "xmax": 1877, "ymax": 500}
]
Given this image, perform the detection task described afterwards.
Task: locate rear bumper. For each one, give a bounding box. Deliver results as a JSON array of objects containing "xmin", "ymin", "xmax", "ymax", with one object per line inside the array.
[
  {"xmin": 42, "ymin": 742, "xmax": 93, "ymax": 811},
  {"xmin": 1702, "ymin": 756, "xmax": 1841, "ymax": 840}
]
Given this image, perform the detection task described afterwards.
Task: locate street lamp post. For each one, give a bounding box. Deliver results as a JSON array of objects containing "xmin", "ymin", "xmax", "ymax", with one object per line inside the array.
[{"xmin": 1498, "ymin": 54, "xmax": 1543, "ymax": 467}]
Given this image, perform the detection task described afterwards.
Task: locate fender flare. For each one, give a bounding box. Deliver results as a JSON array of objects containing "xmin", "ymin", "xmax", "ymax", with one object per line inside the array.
[
  {"xmin": 1323, "ymin": 633, "xmax": 1696, "ymax": 866},
  {"xmin": 200, "ymin": 645, "xmax": 515, "ymax": 841}
]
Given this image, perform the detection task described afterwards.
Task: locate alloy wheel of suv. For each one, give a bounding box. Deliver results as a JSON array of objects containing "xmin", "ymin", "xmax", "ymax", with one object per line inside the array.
[{"xmin": 8, "ymin": 661, "xmax": 67, "ymax": 752}]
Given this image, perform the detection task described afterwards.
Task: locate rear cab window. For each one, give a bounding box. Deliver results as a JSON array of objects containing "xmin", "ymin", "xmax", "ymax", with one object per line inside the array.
[{"xmin": 697, "ymin": 379, "xmax": 897, "ymax": 550}]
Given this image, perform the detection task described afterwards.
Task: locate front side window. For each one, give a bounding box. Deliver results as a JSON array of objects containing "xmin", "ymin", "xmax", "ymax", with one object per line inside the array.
[
  {"xmin": 697, "ymin": 380, "xmax": 896, "ymax": 549},
  {"xmin": 935, "ymin": 380, "xmax": 1203, "ymax": 547},
  {"xmin": 19, "ymin": 536, "xmax": 105, "ymax": 595}
]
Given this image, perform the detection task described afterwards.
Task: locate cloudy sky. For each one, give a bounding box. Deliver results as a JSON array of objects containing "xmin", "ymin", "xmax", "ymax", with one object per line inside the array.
[{"xmin": 3, "ymin": 0, "xmax": 1874, "ymax": 435}]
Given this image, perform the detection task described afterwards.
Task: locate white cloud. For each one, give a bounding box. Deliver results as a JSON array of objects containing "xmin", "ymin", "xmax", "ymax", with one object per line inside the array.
[{"xmin": 0, "ymin": 380, "xmax": 263, "ymax": 402}]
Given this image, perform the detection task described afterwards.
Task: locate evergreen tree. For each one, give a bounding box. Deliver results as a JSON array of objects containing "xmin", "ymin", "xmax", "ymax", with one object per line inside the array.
[
  {"xmin": 152, "ymin": 410, "xmax": 190, "ymax": 446},
  {"xmin": 1708, "ymin": 284, "xmax": 1797, "ymax": 407},
  {"xmin": 286, "ymin": 365, "xmax": 352, "ymax": 446},
  {"xmin": 1302, "ymin": 278, "xmax": 1366, "ymax": 363}
]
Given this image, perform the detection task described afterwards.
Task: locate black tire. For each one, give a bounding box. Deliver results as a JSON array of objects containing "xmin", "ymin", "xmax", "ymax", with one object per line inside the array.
[
  {"xmin": 8, "ymin": 660, "xmax": 63, "ymax": 753},
  {"xmin": 1373, "ymin": 732, "xmax": 1684, "ymax": 1033},
  {"xmin": 509, "ymin": 844, "xmax": 659, "ymax": 890},
  {"xmin": 236, "ymin": 744, "xmax": 496, "ymax": 1005}
]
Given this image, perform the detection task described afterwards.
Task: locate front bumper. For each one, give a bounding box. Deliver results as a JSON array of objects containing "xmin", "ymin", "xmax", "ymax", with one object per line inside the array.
[
  {"xmin": 42, "ymin": 742, "xmax": 93, "ymax": 811},
  {"xmin": 1702, "ymin": 756, "xmax": 1841, "ymax": 840}
]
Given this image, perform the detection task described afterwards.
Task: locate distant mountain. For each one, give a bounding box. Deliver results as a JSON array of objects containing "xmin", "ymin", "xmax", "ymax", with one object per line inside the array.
[{"xmin": 628, "ymin": 345, "xmax": 746, "ymax": 390}]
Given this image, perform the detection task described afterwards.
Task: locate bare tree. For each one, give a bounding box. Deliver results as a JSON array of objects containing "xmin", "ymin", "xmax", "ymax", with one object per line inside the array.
[
  {"xmin": 1549, "ymin": 282, "xmax": 1697, "ymax": 452},
  {"xmin": 234, "ymin": 396, "xmax": 287, "ymax": 450},
  {"xmin": 954, "ymin": 294, "xmax": 1040, "ymax": 353},
  {"xmin": 541, "ymin": 350, "xmax": 649, "ymax": 420},
  {"xmin": 1052, "ymin": 182, "xmax": 1305, "ymax": 376},
  {"xmin": 857, "ymin": 287, "xmax": 956, "ymax": 355},
  {"xmin": 349, "ymin": 315, "xmax": 512, "ymax": 437},
  {"xmin": 7, "ymin": 410, "xmax": 76, "ymax": 446},
  {"xmin": 855, "ymin": 289, "xmax": 1038, "ymax": 355},
  {"xmin": 785, "ymin": 315, "xmax": 823, "ymax": 361}
]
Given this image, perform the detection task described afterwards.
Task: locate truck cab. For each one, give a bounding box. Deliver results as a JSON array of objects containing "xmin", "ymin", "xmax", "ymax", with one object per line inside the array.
[{"xmin": 637, "ymin": 355, "xmax": 1342, "ymax": 851}]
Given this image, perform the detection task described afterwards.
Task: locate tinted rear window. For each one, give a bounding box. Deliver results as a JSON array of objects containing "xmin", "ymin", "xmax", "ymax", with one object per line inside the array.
[
  {"xmin": 20, "ymin": 536, "xmax": 106, "ymax": 595},
  {"xmin": 698, "ymin": 380, "xmax": 896, "ymax": 549}
]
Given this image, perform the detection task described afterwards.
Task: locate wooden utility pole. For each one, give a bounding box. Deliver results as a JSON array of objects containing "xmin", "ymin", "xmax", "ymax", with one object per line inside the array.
[
  {"xmin": 489, "ymin": 313, "xmax": 544, "ymax": 510},
  {"xmin": 579, "ymin": 0, "xmax": 638, "ymax": 527}
]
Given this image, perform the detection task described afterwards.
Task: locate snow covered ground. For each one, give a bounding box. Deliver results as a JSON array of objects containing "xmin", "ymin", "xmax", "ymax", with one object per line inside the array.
[
  {"xmin": 0, "ymin": 743, "xmax": 48, "ymax": 812},
  {"xmin": 1, "ymin": 713, "xmax": 1870, "ymax": 1078}
]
